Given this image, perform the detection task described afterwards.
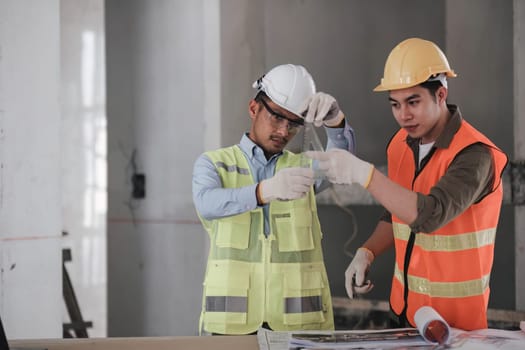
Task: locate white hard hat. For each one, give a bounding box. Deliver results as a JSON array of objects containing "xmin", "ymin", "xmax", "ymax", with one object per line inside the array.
[{"xmin": 252, "ymin": 64, "xmax": 316, "ymax": 117}]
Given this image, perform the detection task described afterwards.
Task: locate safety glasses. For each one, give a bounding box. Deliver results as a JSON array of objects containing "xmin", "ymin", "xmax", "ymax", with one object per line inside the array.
[{"xmin": 259, "ymin": 99, "xmax": 304, "ymax": 133}]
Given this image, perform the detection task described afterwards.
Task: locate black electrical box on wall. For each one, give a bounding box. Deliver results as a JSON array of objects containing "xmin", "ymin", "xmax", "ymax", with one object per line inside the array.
[{"xmin": 132, "ymin": 173, "xmax": 146, "ymax": 199}]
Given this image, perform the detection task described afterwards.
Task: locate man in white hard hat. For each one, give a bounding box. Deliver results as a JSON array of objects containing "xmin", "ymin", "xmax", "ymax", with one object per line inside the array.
[
  {"xmin": 192, "ymin": 64, "xmax": 356, "ymax": 335},
  {"xmin": 307, "ymin": 38, "xmax": 508, "ymax": 331}
]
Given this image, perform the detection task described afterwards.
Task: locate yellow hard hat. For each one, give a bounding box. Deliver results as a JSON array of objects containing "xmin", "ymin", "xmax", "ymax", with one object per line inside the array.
[{"xmin": 374, "ymin": 37, "xmax": 457, "ymax": 92}]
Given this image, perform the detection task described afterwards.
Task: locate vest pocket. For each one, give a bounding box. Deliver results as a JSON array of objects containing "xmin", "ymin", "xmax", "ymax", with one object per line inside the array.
[
  {"xmin": 275, "ymin": 207, "xmax": 314, "ymax": 252},
  {"xmin": 282, "ymin": 270, "xmax": 326, "ymax": 325},
  {"xmin": 215, "ymin": 212, "xmax": 250, "ymax": 250},
  {"xmin": 204, "ymin": 262, "xmax": 250, "ymax": 325}
]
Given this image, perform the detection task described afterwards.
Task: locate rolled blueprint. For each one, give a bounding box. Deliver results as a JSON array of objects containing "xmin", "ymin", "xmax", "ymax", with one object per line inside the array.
[{"xmin": 414, "ymin": 306, "xmax": 451, "ymax": 345}]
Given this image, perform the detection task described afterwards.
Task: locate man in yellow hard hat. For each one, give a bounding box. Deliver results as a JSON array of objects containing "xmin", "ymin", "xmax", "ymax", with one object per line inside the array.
[
  {"xmin": 307, "ymin": 38, "xmax": 508, "ymax": 331},
  {"xmin": 192, "ymin": 64, "xmax": 356, "ymax": 335}
]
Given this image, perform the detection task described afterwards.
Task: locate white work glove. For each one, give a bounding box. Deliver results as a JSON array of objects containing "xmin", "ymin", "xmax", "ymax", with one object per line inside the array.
[
  {"xmin": 345, "ymin": 247, "xmax": 375, "ymax": 299},
  {"xmin": 300, "ymin": 92, "xmax": 345, "ymax": 127},
  {"xmin": 306, "ymin": 149, "xmax": 374, "ymax": 187},
  {"xmin": 258, "ymin": 167, "xmax": 314, "ymax": 204}
]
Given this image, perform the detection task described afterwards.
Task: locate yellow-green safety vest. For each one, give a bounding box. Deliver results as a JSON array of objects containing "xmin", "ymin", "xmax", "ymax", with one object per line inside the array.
[{"xmin": 198, "ymin": 145, "xmax": 334, "ymax": 334}]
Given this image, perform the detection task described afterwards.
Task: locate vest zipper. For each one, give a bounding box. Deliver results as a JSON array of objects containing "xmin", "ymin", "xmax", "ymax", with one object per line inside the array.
[
  {"xmin": 400, "ymin": 231, "xmax": 415, "ymax": 325},
  {"xmin": 263, "ymin": 234, "xmax": 271, "ymax": 324}
]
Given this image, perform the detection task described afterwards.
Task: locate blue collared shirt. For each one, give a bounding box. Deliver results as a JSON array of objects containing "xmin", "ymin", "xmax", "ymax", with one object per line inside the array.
[{"xmin": 192, "ymin": 123, "xmax": 355, "ymax": 235}]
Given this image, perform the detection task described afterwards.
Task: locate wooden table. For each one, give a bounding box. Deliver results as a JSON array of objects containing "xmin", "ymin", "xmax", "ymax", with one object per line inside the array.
[{"xmin": 10, "ymin": 335, "xmax": 259, "ymax": 350}]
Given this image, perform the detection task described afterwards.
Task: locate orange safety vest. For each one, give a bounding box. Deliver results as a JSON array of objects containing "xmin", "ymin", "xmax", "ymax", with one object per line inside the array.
[{"xmin": 387, "ymin": 120, "xmax": 507, "ymax": 330}]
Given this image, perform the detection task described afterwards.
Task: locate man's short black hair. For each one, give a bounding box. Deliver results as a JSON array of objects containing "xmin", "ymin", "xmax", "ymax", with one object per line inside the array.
[
  {"xmin": 254, "ymin": 91, "xmax": 268, "ymax": 102},
  {"xmin": 420, "ymin": 80, "xmax": 443, "ymax": 102}
]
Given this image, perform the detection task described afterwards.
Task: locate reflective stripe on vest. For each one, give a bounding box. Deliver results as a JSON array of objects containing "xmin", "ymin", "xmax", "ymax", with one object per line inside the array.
[
  {"xmin": 285, "ymin": 296, "xmax": 323, "ymax": 314},
  {"xmin": 206, "ymin": 295, "xmax": 323, "ymax": 314},
  {"xmin": 206, "ymin": 296, "xmax": 248, "ymax": 313},
  {"xmin": 393, "ymin": 222, "xmax": 496, "ymax": 252},
  {"xmin": 215, "ymin": 161, "xmax": 250, "ymax": 175},
  {"xmin": 393, "ymin": 263, "xmax": 490, "ymax": 298}
]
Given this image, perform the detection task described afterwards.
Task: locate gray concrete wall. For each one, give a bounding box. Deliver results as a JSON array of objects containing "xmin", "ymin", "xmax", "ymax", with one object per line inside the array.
[
  {"xmin": 446, "ymin": 0, "xmax": 513, "ymax": 155},
  {"xmin": 105, "ymin": 0, "xmax": 208, "ymax": 336},
  {"xmin": 219, "ymin": 0, "xmax": 265, "ymax": 148},
  {"xmin": 0, "ymin": 0, "xmax": 62, "ymax": 338},
  {"xmin": 60, "ymin": 0, "xmax": 107, "ymax": 337},
  {"xmin": 514, "ymin": 0, "xmax": 525, "ymax": 311},
  {"xmin": 444, "ymin": 0, "xmax": 515, "ymax": 311}
]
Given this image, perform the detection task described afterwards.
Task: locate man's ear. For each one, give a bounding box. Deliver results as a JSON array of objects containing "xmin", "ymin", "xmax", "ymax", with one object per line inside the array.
[
  {"xmin": 437, "ymin": 86, "xmax": 448, "ymax": 103},
  {"xmin": 248, "ymin": 99, "xmax": 259, "ymax": 120}
]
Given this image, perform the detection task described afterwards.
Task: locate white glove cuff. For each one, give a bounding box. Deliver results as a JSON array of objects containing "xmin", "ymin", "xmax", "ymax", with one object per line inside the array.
[
  {"xmin": 257, "ymin": 180, "xmax": 273, "ymax": 204},
  {"xmin": 324, "ymin": 111, "xmax": 345, "ymax": 127},
  {"xmin": 357, "ymin": 247, "xmax": 375, "ymax": 263},
  {"xmin": 359, "ymin": 163, "xmax": 375, "ymax": 189}
]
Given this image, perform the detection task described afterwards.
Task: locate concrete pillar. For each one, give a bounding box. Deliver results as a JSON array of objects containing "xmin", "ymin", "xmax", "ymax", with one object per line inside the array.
[
  {"xmin": 0, "ymin": 0, "xmax": 62, "ymax": 338},
  {"xmin": 60, "ymin": 0, "xmax": 107, "ymax": 336},
  {"xmin": 106, "ymin": 0, "xmax": 210, "ymax": 336},
  {"xmin": 514, "ymin": 0, "xmax": 525, "ymax": 311},
  {"xmin": 446, "ymin": 0, "xmax": 515, "ymax": 311}
]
